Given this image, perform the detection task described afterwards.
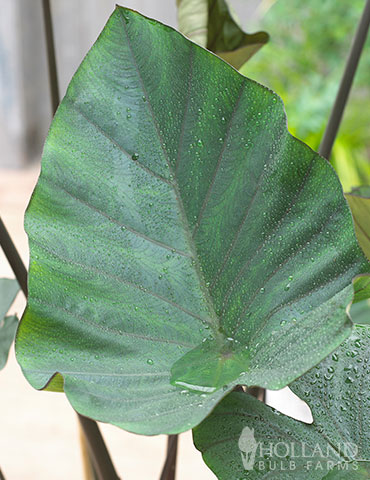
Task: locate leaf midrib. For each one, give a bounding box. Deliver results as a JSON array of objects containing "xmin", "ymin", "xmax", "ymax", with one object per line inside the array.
[{"xmin": 119, "ymin": 9, "xmax": 219, "ymax": 332}]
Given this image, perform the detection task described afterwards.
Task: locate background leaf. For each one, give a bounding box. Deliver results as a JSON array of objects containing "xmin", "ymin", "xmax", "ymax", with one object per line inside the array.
[
  {"xmin": 16, "ymin": 7, "xmax": 369, "ymax": 434},
  {"xmin": 242, "ymin": 0, "xmax": 370, "ymax": 193},
  {"xmin": 0, "ymin": 278, "xmax": 19, "ymax": 370},
  {"xmin": 350, "ymin": 298, "xmax": 370, "ymax": 325},
  {"xmin": 0, "ymin": 315, "xmax": 18, "ymax": 370},
  {"xmin": 353, "ymin": 276, "xmax": 370, "ymax": 304},
  {"xmin": 194, "ymin": 324, "xmax": 370, "ymax": 479},
  {"xmin": 346, "ymin": 187, "xmax": 370, "ymax": 260},
  {"xmin": 177, "ymin": 0, "xmax": 269, "ymax": 69}
]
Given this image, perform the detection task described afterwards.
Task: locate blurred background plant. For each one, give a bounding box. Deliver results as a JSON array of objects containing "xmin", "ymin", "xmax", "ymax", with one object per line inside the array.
[{"xmin": 240, "ymin": 0, "xmax": 370, "ymax": 191}]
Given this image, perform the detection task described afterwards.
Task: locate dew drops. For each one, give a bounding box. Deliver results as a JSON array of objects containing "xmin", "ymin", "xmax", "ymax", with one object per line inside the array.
[
  {"xmin": 131, "ymin": 153, "xmax": 139, "ymax": 161},
  {"xmin": 260, "ymin": 287, "xmax": 265, "ymax": 294},
  {"xmin": 147, "ymin": 358, "xmax": 154, "ymax": 365}
]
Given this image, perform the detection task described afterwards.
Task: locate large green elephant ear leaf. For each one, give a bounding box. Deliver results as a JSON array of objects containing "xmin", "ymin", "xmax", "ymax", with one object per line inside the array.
[
  {"xmin": 0, "ymin": 278, "xmax": 19, "ymax": 370},
  {"xmin": 177, "ymin": 0, "xmax": 269, "ymax": 69},
  {"xmin": 16, "ymin": 7, "xmax": 369, "ymax": 434},
  {"xmin": 194, "ymin": 324, "xmax": 370, "ymax": 479}
]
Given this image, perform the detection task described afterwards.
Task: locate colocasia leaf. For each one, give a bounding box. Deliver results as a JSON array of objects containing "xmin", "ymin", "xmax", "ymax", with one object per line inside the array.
[
  {"xmin": 194, "ymin": 325, "xmax": 370, "ymax": 479},
  {"xmin": 177, "ymin": 0, "xmax": 269, "ymax": 69},
  {"xmin": 16, "ymin": 7, "xmax": 370, "ymax": 434}
]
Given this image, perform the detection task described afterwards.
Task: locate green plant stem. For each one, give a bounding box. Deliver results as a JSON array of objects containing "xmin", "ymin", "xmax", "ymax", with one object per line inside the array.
[
  {"xmin": 0, "ymin": 217, "xmax": 28, "ymax": 295},
  {"xmin": 319, "ymin": 0, "xmax": 370, "ymax": 160},
  {"xmin": 42, "ymin": 0, "xmax": 60, "ymax": 114},
  {"xmin": 159, "ymin": 435, "xmax": 178, "ymax": 480},
  {"xmin": 0, "ymin": 216, "xmax": 119, "ymax": 480}
]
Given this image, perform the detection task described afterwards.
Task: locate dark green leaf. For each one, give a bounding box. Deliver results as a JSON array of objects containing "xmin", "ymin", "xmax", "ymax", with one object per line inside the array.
[
  {"xmin": 16, "ymin": 7, "xmax": 369, "ymax": 434},
  {"xmin": 0, "ymin": 278, "xmax": 19, "ymax": 370},
  {"xmin": 177, "ymin": 0, "xmax": 269, "ymax": 69},
  {"xmin": 194, "ymin": 325, "xmax": 370, "ymax": 479}
]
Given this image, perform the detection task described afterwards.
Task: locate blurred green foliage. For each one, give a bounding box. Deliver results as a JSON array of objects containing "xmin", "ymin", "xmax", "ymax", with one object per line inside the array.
[{"xmin": 241, "ymin": 0, "xmax": 370, "ymax": 191}]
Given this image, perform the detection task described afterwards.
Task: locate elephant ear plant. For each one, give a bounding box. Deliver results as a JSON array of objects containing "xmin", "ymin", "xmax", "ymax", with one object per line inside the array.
[
  {"xmin": 177, "ymin": 0, "xmax": 269, "ymax": 69},
  {"xmin": 13, "ymin": 5, "xmax": 370, "ymax": 478},
  {"xmin": 194, "ymin": 323, "xmax": 370, "ymax": 478},
  {"xmin": 0, "ymin": 278, "xmax": 19, "ymax": 370}
]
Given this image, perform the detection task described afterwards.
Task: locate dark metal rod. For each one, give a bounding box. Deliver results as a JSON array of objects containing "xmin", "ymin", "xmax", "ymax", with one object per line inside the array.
[
  {"xmin": 0, "ymin": 467, "xmax": 6, "ymax": 480},
  {"xmin": 247, "ymin": 386, "xmax": 266, "ymax": 402},
  {"xmin": 0, "ymin": 217, "xmax": 28, "ymax": 295},
  {"xmin": 80, "ymin": 425, "xmax": 100, "ymax": 480},
  {"xmin": 160, "ymin": 435, "xmax": 179, "ymax": 480},
  {"xmin": 319, "ymin": 0, "xmax": 370, "ymax": 159},
  {"xmin": 78, "ymin": 415, "xmax": 120, "ymax": 480},
  {"xmin": 42, "ymin": 0, "xmax": 60, "ymax": 114}
]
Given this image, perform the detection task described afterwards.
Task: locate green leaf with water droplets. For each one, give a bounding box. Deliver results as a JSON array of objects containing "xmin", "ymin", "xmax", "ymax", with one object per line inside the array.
[
  {"xmin": 0, "ymin": 278, "xmax": 19, "ymax": 370},
  {"xmin": 194, "ymin": 324, "xmax": 370, "ymax": 479},
  {"xmin": 177, "ymin": 0, "xmax": 269, "ymax": 69},
  {"xmin": 16, "ymin": 7, "xmax": 369, "ymax": 434}
]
